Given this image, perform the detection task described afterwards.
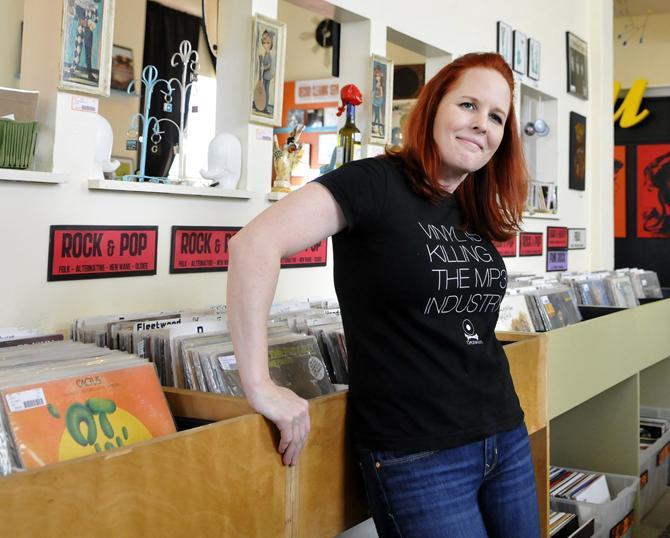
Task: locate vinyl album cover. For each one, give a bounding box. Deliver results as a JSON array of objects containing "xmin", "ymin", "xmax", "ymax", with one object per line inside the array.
[
  {"xmin": 267, "ymin": 335, "xmax": 334, "ymax": 399},
  {"xmin": 496, "ymin": 294, "xmax": 535, "ymax": 332},
  {"xmin": 637, "ymin": 144, "xmax": 670, "ymax": 238},
  {"xmin": 1, "ymin": 363, "xmax": 175, "ymax": 469}
]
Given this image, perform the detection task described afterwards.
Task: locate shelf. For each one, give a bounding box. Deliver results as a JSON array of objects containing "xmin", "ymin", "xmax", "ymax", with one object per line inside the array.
[
  {"xmin": 266, "ymin": 191, "xmax": 289, "ymax": 202},
  {"xmin": 88, "ymin": 179, "xmax": 254, "ymax": 199},
  {"xmin": 523, "ymin": 211, "xmax": 560, "ymax": 221},
  {"xmin": 0, "ymin": 169, "xmax": 68, "ymax": 184}
]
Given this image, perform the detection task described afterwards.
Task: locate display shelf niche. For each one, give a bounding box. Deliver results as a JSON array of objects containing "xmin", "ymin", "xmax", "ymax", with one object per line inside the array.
[
  {"xmin": 0, "ymin": 169, "xmax": 68, "ymax": 184},
  {"xmin": 88, "ymin": 179, "xmax": 254, "ymax": 199}
]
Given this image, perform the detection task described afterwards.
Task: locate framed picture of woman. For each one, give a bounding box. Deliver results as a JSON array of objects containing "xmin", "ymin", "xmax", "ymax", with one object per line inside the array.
[
  {"xmin": 58, "ymin": 0, "xmax": 115, "ymax": 97},
  {"xmin": 369, "ymin": 54, "xmax": 393, "ymax": 145},
  {"xmin": 250, "ymin": 14, "xmax": 287, "ymax": 126}
]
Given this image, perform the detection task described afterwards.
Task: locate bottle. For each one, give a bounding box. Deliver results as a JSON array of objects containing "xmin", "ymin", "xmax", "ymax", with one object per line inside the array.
[{"xmin": 336, "ymin": 103, "xmax": 361, "ymax": 166}]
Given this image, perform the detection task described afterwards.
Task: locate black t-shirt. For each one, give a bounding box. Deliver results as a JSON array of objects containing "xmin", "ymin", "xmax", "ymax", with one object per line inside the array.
[{"xmin": 314, "ymin": 157, "xmax": 524, "ymax": 450}]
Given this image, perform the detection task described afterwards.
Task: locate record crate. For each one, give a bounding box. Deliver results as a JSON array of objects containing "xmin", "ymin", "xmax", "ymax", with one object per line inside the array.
[
  {"xmin": 639, "ymin": 406, "xmax": 670, "ymax": 518},
  {"xmin": 549, "ymin": 468, "xmax": 638, "ymax": 538},
  {"xmin": 0, "ymin": 335, "xmax": 548, "ymax": 537}
]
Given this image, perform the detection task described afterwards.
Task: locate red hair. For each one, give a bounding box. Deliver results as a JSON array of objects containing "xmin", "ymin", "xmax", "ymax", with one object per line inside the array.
[{"xmin": 386, "ymin": 52, "xmax": 527, "ymax": 241}]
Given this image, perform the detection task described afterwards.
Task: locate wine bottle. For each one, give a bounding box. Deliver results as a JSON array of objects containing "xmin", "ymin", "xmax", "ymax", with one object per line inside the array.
[{"xmin": 336, "ymin": 103, "xmax": 361, "ymax": 167}]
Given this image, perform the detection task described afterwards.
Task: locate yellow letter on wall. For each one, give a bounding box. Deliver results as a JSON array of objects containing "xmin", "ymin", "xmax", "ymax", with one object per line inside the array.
[{"xmin": 613, "ymin": 79, "xmax": 650, "ymax": 128}]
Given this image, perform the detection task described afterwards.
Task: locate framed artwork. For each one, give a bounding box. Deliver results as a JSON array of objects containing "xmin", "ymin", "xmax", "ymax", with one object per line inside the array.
[
  {"xmin": 569, "ymin": 112, "xmax": 586, "ymax": 191},
  {"xmin": 369, "ymin": 54, "xmax": 393, "ymax": 144},
  {"xmin": 112, "ymin": 156, "xmax": 135, "ymax": 178},
  {"xmin": 496, "ymin": 21, "xmax": 513, "ymax": 66},
  {"xmin": 614, "ymin": 145, "xmax": 627, "ymax": 238},
  {"xmin": 110, "ymin": 45, "xmax": 134, "ymax": 91},
  {"xmin": 250, "ymin": 14, "xmax": 287, "ymax": 126},
  {"xmin": 566, "ymin": 32, "xmax": 588, "ymax": 99},
  {"xmin": 527, "ymin": 38, "xmax": 541, "ymax": 81},
  {"xmin": 513, "ymin": 30, "xmax": 527, "ymax": 75},
  {"xmin": 636, "ymin": 144, "xmax": 670, "ymax": 238},
  {"xmin": 58, "ymin": 0, "xmax": 115, "ymax": 97}
]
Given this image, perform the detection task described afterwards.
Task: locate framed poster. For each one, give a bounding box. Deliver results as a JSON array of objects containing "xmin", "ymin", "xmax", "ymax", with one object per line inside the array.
[
  {"xmin": 566, "ymin": 32, "xmax": 588, "ymax": 99},
  {"xmin": 569, "ymin": 112, "xmax": 586, "ymax": 191},
  {"xmin": 513, "ymin": 30, "xmax": 527, "ymax": 75},
  {"xmin": 493, "ymin": 235, "xmax": 517, "ymax": 257},
  {"xmin": 58, "ymin": 0, "xmax": 115, "ymax": 97},
  {"xmin": 369, "ymin": 54, "xmax": 393, "ymax": 144},
  {"xmin": 614, "ymin": 145, "xmax": 627, "ymax": 238},
  {"xmin": 110, "ymin": 44, "xmax": 134, "ymax": 91},
  {"xmin": 519, "ymin": 232, "xmax": 543, "ymax": 256},
  {"xmin": 636, "ymin": 144, "xmax": 670, "ymax": 238},
  {"xmin": 250, "ymin": 14, "xmax": 287, "ymax": 126},
  {"xmin": 546, "ymin": 226, "xmax": 569, "ymax": 250},
  {"xmin": 546, "ymin": 250, "xmax": 568, "ymax": 272},
  {"xmin": 496, "ymin": 21, "xmax": 513, "ymax": 66},
  {"xmin": 527, "ymin": 38, "xmax": 541, "ymax": 81},
  {"xmin": 568, "ymin": 228, "xmax": 586, "ymax": 250}
]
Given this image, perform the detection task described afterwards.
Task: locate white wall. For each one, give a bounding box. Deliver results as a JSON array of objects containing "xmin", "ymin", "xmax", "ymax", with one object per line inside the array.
[
  {"xmin": 0, "ymin": 0, "xmax": 614, "ymax": 334},
  {"xmin": 0, "ymin": 0, "xmax": 24, "ymax": 89}
]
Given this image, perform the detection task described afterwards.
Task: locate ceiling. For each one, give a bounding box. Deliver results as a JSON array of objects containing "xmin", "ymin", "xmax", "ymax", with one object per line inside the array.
[{"xmin": 614, "ymin": 0, "xmax": 670, "ymax": 17}]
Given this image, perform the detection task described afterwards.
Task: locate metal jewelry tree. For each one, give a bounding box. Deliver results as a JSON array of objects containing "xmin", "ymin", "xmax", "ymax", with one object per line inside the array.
[{"xmin": 124, "ymin": 40, "xmax": 200, "ymax": 183}]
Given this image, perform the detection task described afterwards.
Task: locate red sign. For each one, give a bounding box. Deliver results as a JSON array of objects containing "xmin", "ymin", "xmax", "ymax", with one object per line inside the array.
[
  {"xmin": 281, "ymin": 239, "xmax": 328, "ymax": 268},
  {"xmin": 48, "ymin": 225, "xmax": 157, "ymax": 281},
  {"xmin": 519, "ymin": 232, "xmax": 543, "ymax": 257},
  {"xmin": 170, "ymin": 226, "xmax": 240, "ymax": 273},
  {"xmin": 493, "ymin": 236, "xmax": 517, "ymax": 257},
  {"xmin": 170, "ymin": 226, "xmax": 328, "ymax": 272},
  {"xmin": 546, "ymin": 226, "xmax": 569, "ymax": 249}
]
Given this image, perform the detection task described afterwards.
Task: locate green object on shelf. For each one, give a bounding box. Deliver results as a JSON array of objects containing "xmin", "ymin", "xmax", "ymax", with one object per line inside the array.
[{"xmin": 0, "ymin": 119, "xmax": 38, "ymax": 170}]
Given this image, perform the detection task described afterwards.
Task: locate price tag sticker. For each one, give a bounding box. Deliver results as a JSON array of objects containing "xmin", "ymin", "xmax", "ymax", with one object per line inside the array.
[
  {"xmin": 218, "ymin": 355, "xmax": 238, "ymax": 370},
  {"xmin": 5, "ymin": 388, "xmax": 47, "ymax": 412}
]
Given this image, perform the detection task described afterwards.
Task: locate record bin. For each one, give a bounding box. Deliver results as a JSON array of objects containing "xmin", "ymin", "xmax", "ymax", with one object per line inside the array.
[
  {"xmin": 549, "ymin": 467, "xmax": 637, "ymax": 538},
  {"xmin": 639, "ymin": 406, "xmax": 670, "ymax": 518}
]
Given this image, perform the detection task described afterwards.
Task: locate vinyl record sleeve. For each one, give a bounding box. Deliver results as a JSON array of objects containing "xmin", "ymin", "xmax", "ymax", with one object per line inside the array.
[{"xmin": 1, "ymin": 362, "xmax": 175, "ymax": 469}]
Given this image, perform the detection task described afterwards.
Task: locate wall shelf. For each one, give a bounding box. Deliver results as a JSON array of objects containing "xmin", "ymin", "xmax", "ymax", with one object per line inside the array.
[
  {"xmin": 523, "ymin": 211, "xmax": 560, "ymax": 221},
  {"xmin": 267, "ymin": 191, "xmax": 289, "ymax": 202},
  {"xmin": 0, "ymin": 169, "xmax": 68, "ymax": 184},
  {"xmin": 88, "ymin": 179, "xmax": 254, "ymax": 199}
]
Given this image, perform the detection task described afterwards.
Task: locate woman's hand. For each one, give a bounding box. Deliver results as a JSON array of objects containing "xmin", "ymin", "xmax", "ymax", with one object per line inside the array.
[{"xmin": 246, "ymin": 380, "xmax": 311, "ymax": 466}]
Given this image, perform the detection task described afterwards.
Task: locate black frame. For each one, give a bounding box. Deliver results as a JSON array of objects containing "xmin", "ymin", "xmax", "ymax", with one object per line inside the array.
[
  {"xmin": 566, "ymin": 31, "xmax": 588, "ymax": 99},
  {"xmin": 518, "ymin": 232, "xmax": 543, "ymax": 257},
  {"xmin": 569, "ymin": 111, "xmax": 587, "ymax": 191},
  {"xmin": 170, "ymin": 225, "xmax": 241, "ymax": 274}
]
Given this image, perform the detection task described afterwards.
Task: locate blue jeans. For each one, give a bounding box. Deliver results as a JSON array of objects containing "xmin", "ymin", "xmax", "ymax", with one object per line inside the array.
[{"xmin": 356, "ymin": 422, "xmax": 540, "ymax": 537}]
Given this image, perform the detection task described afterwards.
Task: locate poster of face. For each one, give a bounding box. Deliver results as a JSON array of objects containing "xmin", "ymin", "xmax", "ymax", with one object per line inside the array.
[
  {"xmin": 369, "ymin": 55, "xmax": 393, "ymax": 144},
  {"xmin": 566, "ymin": 32, "xmax": 588, "ymax": 99},
  {"xmin": 250, "ymin": 15, "xmax": 286, "ymax": 126},
  {"xmin": 58, "ymin": 0, "xmax": 115, "ymax": 97},
  {"xmin": 614, "ymin": 145, "xmax": 627, "ymax": 238},
  {"xmin": 569, "ymin": 112, "xmax": 586, "ymax": 191},
  {"xmin": 637, "ymin": 144, "xmax": 670, "ymax": 238}
]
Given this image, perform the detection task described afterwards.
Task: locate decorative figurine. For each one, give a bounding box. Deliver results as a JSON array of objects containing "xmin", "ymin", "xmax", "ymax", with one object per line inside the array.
[
  {"xmin": 91, "ymin": 114, "xmax": 120, "ymax": 180},
  {"xmin": 272, "ymin": 124, "xmax": 305, "ymax": 193},
  {"xmin": 200, "ymin": 133, "xmax": 242, "ymax": 190}
]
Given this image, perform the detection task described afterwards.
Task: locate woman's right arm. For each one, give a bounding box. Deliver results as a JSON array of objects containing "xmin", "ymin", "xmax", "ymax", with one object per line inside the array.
[{"xmin": 226, "ymin": 182, "xmax": 346, "ymax": 466}]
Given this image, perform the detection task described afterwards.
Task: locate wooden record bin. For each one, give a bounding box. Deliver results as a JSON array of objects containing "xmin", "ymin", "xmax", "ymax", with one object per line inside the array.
[{"xmin": 0, "ymin": 336, "xmax": 548, "ymax": 538}]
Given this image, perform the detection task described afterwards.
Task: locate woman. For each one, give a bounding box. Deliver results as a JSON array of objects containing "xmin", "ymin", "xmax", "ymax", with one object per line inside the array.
[{"xmin": 227, "ymin": 52, "xmax": 540, "ymax": 537}]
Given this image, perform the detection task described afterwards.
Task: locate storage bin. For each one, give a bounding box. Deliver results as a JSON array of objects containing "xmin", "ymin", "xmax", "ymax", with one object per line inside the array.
[
  {"xmin": 550, "ymin": 468, "xmax": 637, "ymax": 538},
  {"xmin": 0, "ymin": 119, "xmax": 38, "ymax": 169},
  {"xmin": 639, "ymin": 406, "xmax": 670, "ymax": 518}
]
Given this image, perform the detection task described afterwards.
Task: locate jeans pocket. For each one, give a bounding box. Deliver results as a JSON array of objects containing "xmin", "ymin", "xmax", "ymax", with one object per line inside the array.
[{"xmin": 372, "ymin": 448, "xmax": 439, "ymax": 467}]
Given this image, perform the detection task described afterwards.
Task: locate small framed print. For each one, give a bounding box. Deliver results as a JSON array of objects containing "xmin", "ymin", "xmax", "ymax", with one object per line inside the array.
[
  {"xmin": 513, "ymin": 30, "xmax": 527, "ymax": 75},
  {"xmin": 566, "ymin": 31, "xmax": 588, "ymax": 99},
  {"xmin": 569, "ymin": 112, "xmax": 586, "ymax": 191},
  {"xmin": 546, "ymin": 250, "xmax": 568, "ymax": 272},
  {"xmin": 496, "ymin": 22, "xmax": 513, "ymax": 66},
  {"xmin": 568, "ymin": 228, "xmax": 586, "ymax": 250},
  {"xmin": 250, "ymin": 14, "xmax": 287, "ymax": 126},
  {"xmin": 369, "ymin": 54, "xmax": 393, "ymax": 144},
  {"xmin": 527, "ymin": 38, "xmax": 541, "ymax": 81}
]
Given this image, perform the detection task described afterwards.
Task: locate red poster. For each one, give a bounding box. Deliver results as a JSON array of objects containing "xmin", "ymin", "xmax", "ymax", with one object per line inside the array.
[
  {"xmin": 48, "ymin": 226, "xmax": 157, "ymax": 281},
  {"xmin": 493, "ymin": 235, "xmax": 517, "ymax": 257},
  {"xmin": 519, "ymin": 232, "xmax": 543, "ymax": 257},
  {"xmin": 614, "ymin": 145, "xmax": 626, "ymax": 238},
  {"xmin": 281, "ymin": 239, "xmax": 328, "ymax": 268},
  {"xmin": 170, "ymin": 226, "xmax": 328, "ymax": 272},
  {"xmin": 637, "ymin": 144, "xmax": 670, "ymax": 238},
  {"xmin": 546, "ymin": 226, "xmax": 569, "ymax": 249},
  {"xmin": 170, "ymin": 226, "xmax": 240, "ymax": 273}
]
